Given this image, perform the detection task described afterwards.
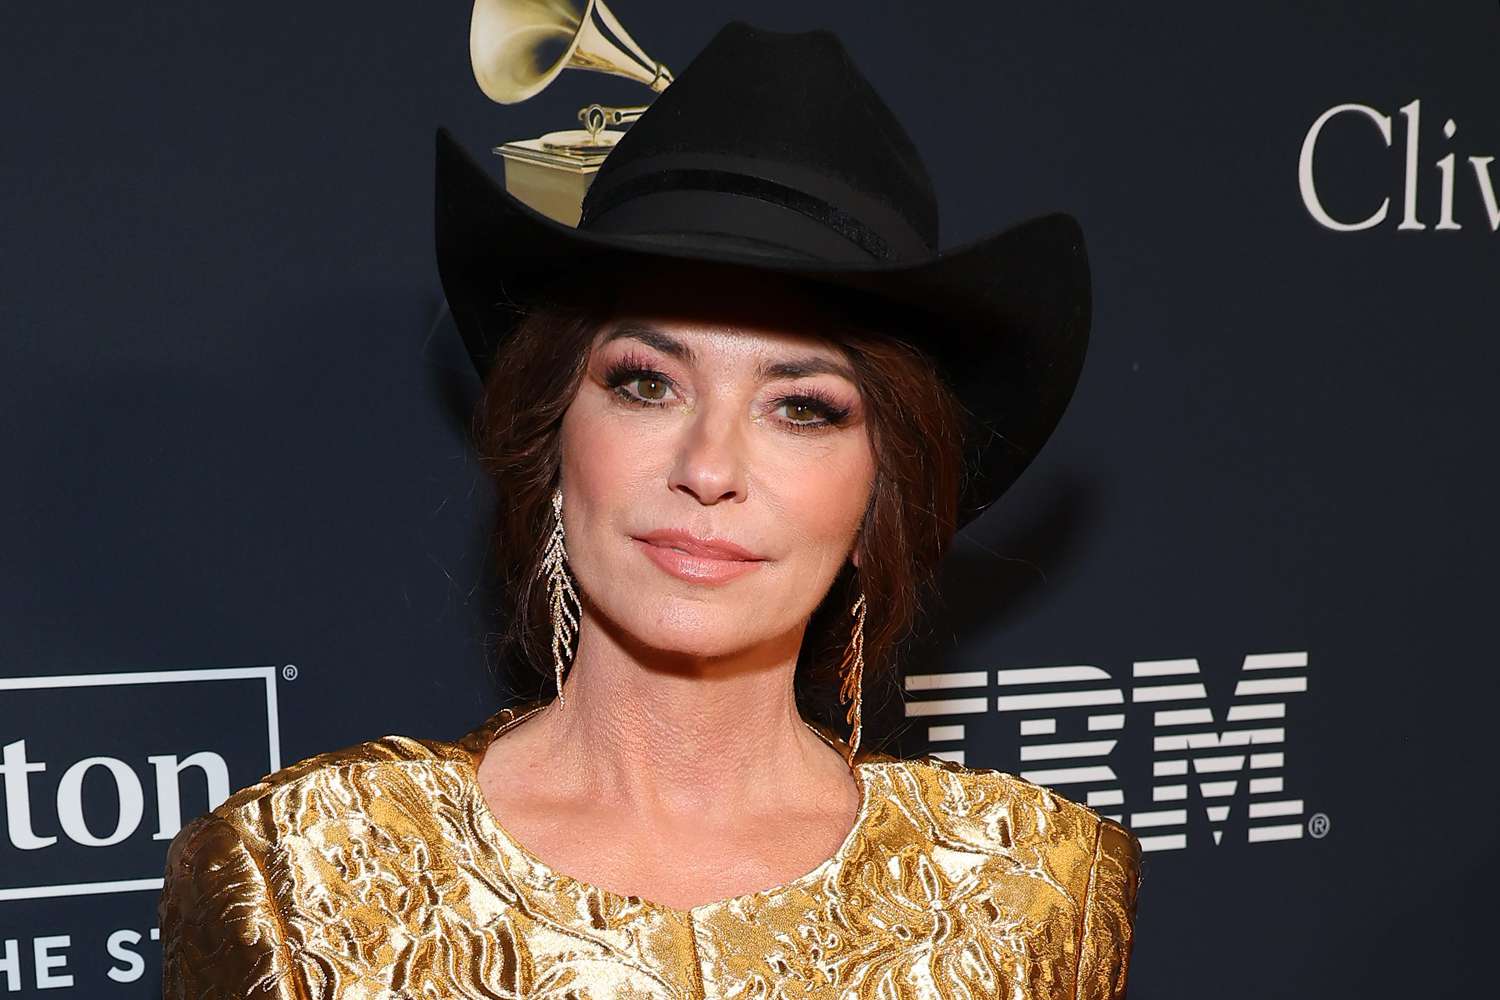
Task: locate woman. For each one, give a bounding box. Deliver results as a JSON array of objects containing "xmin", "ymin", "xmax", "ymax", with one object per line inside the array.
[{"xmin": 160, "ymin": 21, "xmax": 1142, "ymax": 1000}]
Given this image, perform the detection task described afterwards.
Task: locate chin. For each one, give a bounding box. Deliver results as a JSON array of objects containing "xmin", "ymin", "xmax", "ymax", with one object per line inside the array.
[
  {"xmin": 580, "ymin": 547, "xmax": 798, "ymax": 659},
  {"xmin": 636, "ymin": 595, "xmax": 750, "ymax": 651},
  {"xmin": 586, "ymin": 587, "xmax": 755, "ymax": 661}
]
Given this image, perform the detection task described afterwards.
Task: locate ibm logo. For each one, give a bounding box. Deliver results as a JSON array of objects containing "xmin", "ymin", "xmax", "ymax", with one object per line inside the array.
[{"xmin": 907, "ymin": 650, "xmax": 1311, "ymax": 853}]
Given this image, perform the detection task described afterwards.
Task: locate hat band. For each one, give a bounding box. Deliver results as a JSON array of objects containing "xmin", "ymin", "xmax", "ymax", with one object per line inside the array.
[{"xmin": 580, "ymin": 168, "xmax": 924, "ymax": 262}]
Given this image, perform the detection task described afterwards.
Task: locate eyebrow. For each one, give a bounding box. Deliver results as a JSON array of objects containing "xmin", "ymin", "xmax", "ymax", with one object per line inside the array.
[{"xmin": 601, "ymin": 323, "xmax": 858, "ymax": 383}]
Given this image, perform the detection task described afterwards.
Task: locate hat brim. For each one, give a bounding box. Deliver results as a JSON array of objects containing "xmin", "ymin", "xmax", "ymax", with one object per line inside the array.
[{"xmin": 434, "ymin": 126, "xmax": 1090, "ymax": 528}]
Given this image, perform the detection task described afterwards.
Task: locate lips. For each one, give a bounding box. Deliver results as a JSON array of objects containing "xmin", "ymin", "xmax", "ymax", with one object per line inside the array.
[
  {"xmin": 631, "ymin": 529, "xmax": 767, "ymax": 585},
  {"xmin": 633, "ymin": 529, "xmax": 764, "ymax": 562}
]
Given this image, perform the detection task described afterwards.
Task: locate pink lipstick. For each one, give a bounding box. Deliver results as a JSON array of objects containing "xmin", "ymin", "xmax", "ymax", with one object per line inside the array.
[{"xmin": 632, "ymin": 529, "xmax": 766, "ymax": 585}]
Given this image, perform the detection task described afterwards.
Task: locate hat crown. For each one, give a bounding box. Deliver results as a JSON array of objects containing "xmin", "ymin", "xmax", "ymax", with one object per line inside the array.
[{"xmin": 578, "ymin": 21, "xmax": 940, "ymax": 263}]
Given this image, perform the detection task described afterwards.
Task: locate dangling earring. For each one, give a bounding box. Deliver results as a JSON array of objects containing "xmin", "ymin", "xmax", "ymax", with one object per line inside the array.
[
  {"xmin": 538, "ymin": 487, "xmax": 581, "ymax": 706},
  {"xmin": 837, "ymin": 591, "xmax": 868, "ymax": 759}
]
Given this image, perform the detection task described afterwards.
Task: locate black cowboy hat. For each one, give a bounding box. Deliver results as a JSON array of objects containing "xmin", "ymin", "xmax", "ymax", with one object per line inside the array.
[{"xmin": 435, "ymin": 20, "xmax": 1090, "ymax": 529}]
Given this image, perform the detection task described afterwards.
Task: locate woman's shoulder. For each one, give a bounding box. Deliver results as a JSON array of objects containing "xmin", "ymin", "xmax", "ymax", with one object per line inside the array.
[
  {"xmin": 860, "ymin": 749, "xmax": 1142, "ymax": 874},
  {"xmin": 164, "ymin": 711, "xmax": 503, "ymax": 861},
  {"xmin": 857, "ymin": 753, "xmax": 1144, "ymax": 996}
]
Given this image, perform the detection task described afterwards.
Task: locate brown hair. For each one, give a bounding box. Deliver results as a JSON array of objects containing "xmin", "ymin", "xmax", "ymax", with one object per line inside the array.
[{"xmin": 471, "ymin": 258, "xmax": 970, "ymax": 741}]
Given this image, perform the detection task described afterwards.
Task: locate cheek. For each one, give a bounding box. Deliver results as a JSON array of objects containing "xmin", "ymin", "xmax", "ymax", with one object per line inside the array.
[
  {"xmin": 558, "ymin": 396, "xmax": 663, "ymax": 525},
  {"xmin": 754, "ymin": 436, "xmax": 876, "ymax": 550}
]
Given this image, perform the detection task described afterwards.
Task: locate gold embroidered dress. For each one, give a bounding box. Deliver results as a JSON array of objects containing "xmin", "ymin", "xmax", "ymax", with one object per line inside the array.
[{"xmin": 159, "ymin": 702, "xmax": 1142, "ymax": 999}]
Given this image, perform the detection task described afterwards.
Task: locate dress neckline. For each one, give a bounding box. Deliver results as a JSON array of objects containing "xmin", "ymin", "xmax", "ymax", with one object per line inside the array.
[{"xmin": 457, "ymin": 699, "xmax": 875, "ymax": 920}]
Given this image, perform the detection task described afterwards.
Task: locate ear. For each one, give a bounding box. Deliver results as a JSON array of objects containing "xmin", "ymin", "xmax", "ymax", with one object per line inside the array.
[{"xmin": 851, "ymin": 547, "xmax": 861, "ymax": 570}]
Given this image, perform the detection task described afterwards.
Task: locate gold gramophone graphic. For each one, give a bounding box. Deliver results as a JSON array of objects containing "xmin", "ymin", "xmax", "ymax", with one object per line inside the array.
[{"xmin": 470, "ymin": 0, "xmax": 673, "ymax": 226}]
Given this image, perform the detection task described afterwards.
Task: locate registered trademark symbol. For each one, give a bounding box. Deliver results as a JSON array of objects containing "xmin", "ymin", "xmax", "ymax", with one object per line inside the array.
[
  {"xmin": 282, "ymin": 664, "xmax": 299, "ymax": 681},
  {"xmin": 1308, "ymin": 812, "xmax": 1330, "ymax": 838}
]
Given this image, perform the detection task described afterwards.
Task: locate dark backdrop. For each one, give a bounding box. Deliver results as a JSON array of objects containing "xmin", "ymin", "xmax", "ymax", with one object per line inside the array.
[{"xmin": 2, "ymin": 1, "xmax": 1496, "ymax": 996}]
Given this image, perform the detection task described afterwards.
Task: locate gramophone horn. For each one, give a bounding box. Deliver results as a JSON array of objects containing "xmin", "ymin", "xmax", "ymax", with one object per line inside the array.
[{"xmin": 470, "ymin": 0, "xmax": 673, "ymax": 105}]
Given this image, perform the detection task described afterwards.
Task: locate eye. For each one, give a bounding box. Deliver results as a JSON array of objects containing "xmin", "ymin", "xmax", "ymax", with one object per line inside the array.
[
  {"xmin": 770, "ymin": 393, "xmax": 854, "ymax": 431},
  {"xmin": 604, "ymin": 362, "xmax": 678, "ymax": 407},
  {"xmin": 779, "ymin": 399, "xmax": 824, "ymax": 424},
  {"xmin": 623, "ymin": 374, "xmax": 673, "ymax": 402}
]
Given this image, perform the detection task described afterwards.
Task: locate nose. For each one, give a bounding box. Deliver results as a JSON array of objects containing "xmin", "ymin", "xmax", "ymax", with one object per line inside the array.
[{"xmin": 667, "ymin": 401, "xmax": 748, "ymax": 505}]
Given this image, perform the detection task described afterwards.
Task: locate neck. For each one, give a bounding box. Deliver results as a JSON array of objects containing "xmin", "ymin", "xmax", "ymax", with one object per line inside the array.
[{"xmin": 530, "ymin": 605, "xmax": 848, "ymax": 815}]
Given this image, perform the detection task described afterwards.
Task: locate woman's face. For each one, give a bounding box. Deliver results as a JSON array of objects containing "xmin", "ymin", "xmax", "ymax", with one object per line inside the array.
[{"xmin": 558, "ymin": 267, "xmax": 877, "ymax": 665}]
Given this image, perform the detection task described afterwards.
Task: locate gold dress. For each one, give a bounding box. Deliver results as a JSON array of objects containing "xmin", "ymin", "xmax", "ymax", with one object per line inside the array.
[{"xmin": 159, "ymin": 701, "xmax": 1142, "ymax": 999}]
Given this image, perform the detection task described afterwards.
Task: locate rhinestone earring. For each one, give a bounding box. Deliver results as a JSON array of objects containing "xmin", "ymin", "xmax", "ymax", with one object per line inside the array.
[
  {"xmin": 538, "ymin": 487, "xmax": 581, "ymax": 706},
  {"xmin": 837, "ymin": 591, "xmax": 868, "ymax": 759}
]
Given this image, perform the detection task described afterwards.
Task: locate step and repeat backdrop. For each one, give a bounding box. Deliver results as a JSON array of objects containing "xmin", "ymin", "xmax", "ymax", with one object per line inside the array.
[{"xmin": 2, "ymin": 1, "xmax": 1495, "ymax": 997}]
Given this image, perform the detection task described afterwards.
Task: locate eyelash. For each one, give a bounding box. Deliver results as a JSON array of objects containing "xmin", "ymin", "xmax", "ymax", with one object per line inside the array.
[{"xmin": 601, "ymin": 356, "xmax": 854, "ymax": 432}]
